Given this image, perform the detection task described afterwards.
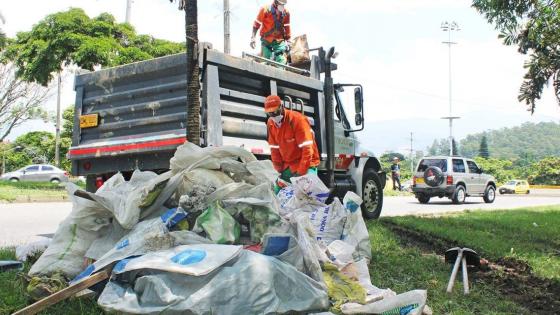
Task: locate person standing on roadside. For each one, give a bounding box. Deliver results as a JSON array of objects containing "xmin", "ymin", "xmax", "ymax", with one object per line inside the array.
[{"xmin": 391, "ymin": 157, "xmax": 402, "ymax": 191}]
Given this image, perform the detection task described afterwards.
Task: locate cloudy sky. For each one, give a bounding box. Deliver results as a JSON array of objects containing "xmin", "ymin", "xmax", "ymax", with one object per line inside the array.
[{"xmin": 2, "ymin": 0, "xmax": 559, "ymax": 154}]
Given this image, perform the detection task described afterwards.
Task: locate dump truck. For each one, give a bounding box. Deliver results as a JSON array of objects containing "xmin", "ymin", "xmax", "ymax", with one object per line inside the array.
[{"xmin": 68, "ymin": 44, "xmax": 386, "ymax": 219}]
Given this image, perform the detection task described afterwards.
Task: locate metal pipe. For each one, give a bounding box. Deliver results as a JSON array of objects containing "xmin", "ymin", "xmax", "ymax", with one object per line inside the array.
[
  {"xmin": 296, "ymin": 98, "xmax": 305, "ymax": 114},
  {"xmin": 242, "ymin": 52, "xmax": 310, "ymax": 75},
  {"xmin": 284, "ymin": 95, "xmax": 293, "ymax": 110},
  {"xmin": 323, "ymin": 47, "xmax": 336, "ymax": 189}
]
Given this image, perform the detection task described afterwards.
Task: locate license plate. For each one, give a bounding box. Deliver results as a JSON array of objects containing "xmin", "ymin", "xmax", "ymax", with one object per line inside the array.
[
  {"xmin": 80, "ymin": 114, "xmax": 99, "ymax": 128},
  {"xmin": 416, "ymin": 177, "xmax": 425, "ymax": 184}
]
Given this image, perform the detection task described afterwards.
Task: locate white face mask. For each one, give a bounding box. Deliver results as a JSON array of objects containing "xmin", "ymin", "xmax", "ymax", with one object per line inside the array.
[
  {"xmin": 271, "ymin": 115, "xmax": 284, "ymax": 125},
  {"xmin": 277, "ymin": 4, "xmax": 285, "ymax": 12}
]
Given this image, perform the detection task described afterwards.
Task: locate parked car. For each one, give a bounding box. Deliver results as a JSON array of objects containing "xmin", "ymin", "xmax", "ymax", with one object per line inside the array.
[
  {"xmin": 411, "ymin": 156, "xmax": 497, "ymax": 204},
  {"xmin": 499, "ymin": 180, "xmax": 530, "ymax": 194},
  {"xmin": 0, "ymin": 164, "xmax": 69, "ymax": 183}
]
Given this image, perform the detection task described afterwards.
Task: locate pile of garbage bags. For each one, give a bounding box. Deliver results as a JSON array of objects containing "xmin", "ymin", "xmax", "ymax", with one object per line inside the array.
[{"xmin": 26, "ymin": 143, "xmax": 428, "ymax": 314}]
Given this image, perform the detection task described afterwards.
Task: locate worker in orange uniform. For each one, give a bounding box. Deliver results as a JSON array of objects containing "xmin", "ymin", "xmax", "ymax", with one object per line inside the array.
[
  {"xmin": 250, "ymin": 0, "xmax": 291, "ymax": 64},
  {"xmin": 264, "ymin": 95, "xmax": 320, "ymax": 192}
]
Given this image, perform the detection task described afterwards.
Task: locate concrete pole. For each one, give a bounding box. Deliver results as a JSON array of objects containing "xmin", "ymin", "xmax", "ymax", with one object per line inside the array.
[
  {"xmin": 410, "ymin": 132, "xmax": 414, "ymax": 173},
  {"xmin": 224, "ymin": 0, "xmax": 231, "ymax": 54},
  {"xmin": 448, "ymin": 27, "xmax": 453, "ymax": 156},
  {"xmin": 125, "ymin": 0, "xmax": 132, "ymax": 24},
  {"xmin": 55, "ymin": 73, "xmax": 61, "ymax": 167}
]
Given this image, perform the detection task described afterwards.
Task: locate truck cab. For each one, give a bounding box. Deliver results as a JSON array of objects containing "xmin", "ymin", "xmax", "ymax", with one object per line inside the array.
[{"xmin": 68, "ymin": 44, "xmax": 386, "ymax": 218}]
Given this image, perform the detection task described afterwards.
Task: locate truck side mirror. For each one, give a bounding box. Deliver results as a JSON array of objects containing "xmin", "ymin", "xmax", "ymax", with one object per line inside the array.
[{"xmin": 354, "ymin": 87, "xmax": 363, "ymax": 126}]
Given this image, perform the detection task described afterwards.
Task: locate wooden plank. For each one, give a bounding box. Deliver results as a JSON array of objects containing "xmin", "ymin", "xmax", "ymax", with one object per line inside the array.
[{"xmin": 12, "ymin": 271, "xmax": 109, "ymax": 315}]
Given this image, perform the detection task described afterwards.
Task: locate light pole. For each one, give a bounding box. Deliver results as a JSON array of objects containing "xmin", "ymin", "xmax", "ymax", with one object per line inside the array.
[
  {"xmin": 125, "ymin": 0, "xmax": 132, "ymax": 24},
  {"xmin": 441, "ymin": 21, "xmax": 461, "ymax": 156},
  {"xmin": 223, "ymin": 0, "xmax": 231, "ymax": 54},
  {"xmin": 2, "ymin": 146, "xmax": 23, "ymax": 174}
]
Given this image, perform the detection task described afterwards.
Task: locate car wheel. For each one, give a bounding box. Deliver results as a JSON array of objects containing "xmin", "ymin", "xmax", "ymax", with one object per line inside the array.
[
  {"xmin": 417, "ymin": 194, "xmax": 430, "ymax": 204},
  {"xmin": 50, "ymin": 178, "xmax": 61, "ymax": 184},
  {"xmin": 483, "ymin": 185, "xmax": 496, "ymax": 203},
  {"xmin": 362, "ymin": 169, "xmax": 383, "ymax": 220},
  {"xmin": 452, "ymin": 185, "xmax": 466, "ymax": 204}
]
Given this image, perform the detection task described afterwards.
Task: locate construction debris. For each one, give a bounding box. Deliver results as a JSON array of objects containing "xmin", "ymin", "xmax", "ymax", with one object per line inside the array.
[{"xmin": 20, "ymin": 143, "xmax": 427, "ymax": 314}]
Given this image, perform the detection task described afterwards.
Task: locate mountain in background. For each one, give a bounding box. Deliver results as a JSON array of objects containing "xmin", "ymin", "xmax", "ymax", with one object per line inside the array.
[{"xmin": 426, "ymin": 121, "xmax": 560, "ymax": 160}]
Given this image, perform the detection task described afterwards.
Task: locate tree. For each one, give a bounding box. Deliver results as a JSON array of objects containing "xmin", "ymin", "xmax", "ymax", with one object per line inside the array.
[
  {"xmin": 3, "ymin": 131, "xmax": 56, "ymax": 171},
  {"xmin": 5, "ymin": 8, "xmax": 184, "ymax": 85},
  {"xmin": 479, "ymin": 134, "xmax": 490, "ymax": 158},
  {"xmin": 472, "ymin": 0, "xmax": 560, "ymax": 113},
  {"xmin": 474, "ymin": 157, "xmax": 515, "ymax": 183},
  {"xmin": 527, "ymin": 156, "xmax": 560, "ymax": 185},
  {"xmin": 0, "ymin": 63, "xmax": 50, "ymax": 141},
  {"xmin": 170, "ymin": 0, "xmax": 201, "ymax": 146}
]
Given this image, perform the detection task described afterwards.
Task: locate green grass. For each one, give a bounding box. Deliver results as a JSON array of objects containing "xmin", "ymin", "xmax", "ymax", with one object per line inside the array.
[
  {"xmin": 385, "ymin": 206, "xmax": 560, "ymax": 280},
  {"xmin": 367, "ymin": 220, "xmax": 528, "ymax": 314},
  {"xmin": 0, "ymin": 181, "xmax": 69, "ymax": 202},
  {"xmin": 0, "ymin": 248, "xmax": 102, "ymax": 315}
]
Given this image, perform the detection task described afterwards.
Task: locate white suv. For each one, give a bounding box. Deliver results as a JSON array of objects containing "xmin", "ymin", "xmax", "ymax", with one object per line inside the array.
[{"xmin": 412, "ymin": 156, "xmax": 497, "ymax": 204}]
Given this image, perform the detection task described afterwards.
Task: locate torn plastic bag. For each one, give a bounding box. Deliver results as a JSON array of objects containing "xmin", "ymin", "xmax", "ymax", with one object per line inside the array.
[
  {"xmin": 291, "ymin": 211, "xmax": 328, "ymax": 283},
  {"xmin": 291, "ymin": 174, "xmax": 331, "ymax": 204},
  {"xmin": 194, "ymin": 201, "xmax": 240, "ymax": 244},
  {"xmin": 341, "ymin": 192, "xmax": 372, "ymax": 262},
  {"xmin": 174, "ymin": 169, "xmax": 234, "ymax": 202},
  {"xmin": 84, "ymin": 220, "xmax": 129, "ymax": 261},
  {"xmin": 16, "ymin": 237, "xmax": 51, "ymax": 262},
  {"xmin": 306, "ymin": 198, "xmax": 347, "ymax": 246},
  {"xmin": 169, "ymin": 143, "xmax": 257, "ymax": 174},
  {"xmin": 323, "ymin": 262, "xmax": 367, "ymax": 312},
  {"xmin": 326, "ymin": 240, "xmax": 355, "ymax": 269},
  {"xmin": 72, "ymin": 208, "xmax": 212, "ymax": 283},
  {"xmin": 221, "ymin": 183, "xmax": 285, "ymax": 242},
  {"xmin": 341, "ymin": 290, "xmax": 427, "ymax": 315},
  {"xmin": 353, "ymin": 259, "xmax": 396, "ymax": 300},
  {"xmin": 98, "ymin": 249, "xmax": 330, "ymax": 315},
  {"xmin": 245, "ymin": 160, "xmax": 278, "ymax": 185},
  {"xmin": 29, "ymin": 184, "xmax": 112, "ymax": 277}
]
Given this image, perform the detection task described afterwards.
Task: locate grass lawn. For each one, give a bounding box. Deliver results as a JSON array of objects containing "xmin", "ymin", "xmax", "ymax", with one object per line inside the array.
[
  {"xmin": 367, "ymin": 220, "xmax": 527, "ymax": 315},
  {"xmin": 0, "ymin": 181, "xmax": 70, "ymax": 203},
  {"xmin": 0, "ymin": 248, "xmax": 102, "ymax": 315},
  {"xmin": 384, "ymin": 206, "xmax": 560, "ymax": 280}
]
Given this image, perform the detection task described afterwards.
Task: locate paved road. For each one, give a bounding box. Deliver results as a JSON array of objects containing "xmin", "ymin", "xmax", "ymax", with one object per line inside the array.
[
  {"xmin": 382, "ymin": 191, "xmax": 560, "ymax": 217},
  {"xmin": 1, "ymin": 191, "xmax": 559, "ymax": 247}
]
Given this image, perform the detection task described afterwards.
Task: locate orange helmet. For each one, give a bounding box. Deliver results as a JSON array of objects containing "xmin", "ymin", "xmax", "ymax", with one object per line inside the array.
[{"xmin": 264, "ymin": 95, "xmax": 282, "ymax": 113}]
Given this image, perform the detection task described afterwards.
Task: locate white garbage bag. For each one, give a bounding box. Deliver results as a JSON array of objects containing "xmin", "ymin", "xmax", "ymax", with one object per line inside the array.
[
  {"xmin": 169, "ymin": 142, "xmax": 257, "ymax": 174},
  {"xmin": 341, "ymin": 192, "xmax": 372, "ymax": 262},
  {"xmin": 98, "ymin": 249, "xmax": 329, "ymax": 315},
  {"xmin": 15, "ymin": 237, "xmax": 51, "ymax": 262},
  {"xmin": 341, "ymin": 290, "xmax": 427, "ymax": 315}
]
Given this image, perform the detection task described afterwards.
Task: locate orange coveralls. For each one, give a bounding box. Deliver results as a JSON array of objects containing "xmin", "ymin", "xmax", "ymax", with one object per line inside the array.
[{"xmin": 267, "ymin": 109, "xmax": 320, "ymax": 175}]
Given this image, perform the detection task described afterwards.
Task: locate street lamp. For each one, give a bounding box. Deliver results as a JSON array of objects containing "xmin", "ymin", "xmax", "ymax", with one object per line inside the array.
[
  {"xmin": 441, "ymin": 21, "xmax": 461, "ymax": 156},
  {"xmin": 1, "ymin": 145, "xmax": 23, "ymax": 174}
]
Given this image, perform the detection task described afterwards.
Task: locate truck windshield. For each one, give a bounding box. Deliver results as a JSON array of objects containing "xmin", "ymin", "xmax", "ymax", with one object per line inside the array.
[{"xmin": 417, "ymin": 159, "xmax": 447, "ymax": 172}]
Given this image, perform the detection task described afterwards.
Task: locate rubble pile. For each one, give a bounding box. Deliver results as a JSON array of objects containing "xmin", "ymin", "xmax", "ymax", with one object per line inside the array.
[{"xmin": 25, "ymin": 143, "xmax": 427, "ymax": 314}]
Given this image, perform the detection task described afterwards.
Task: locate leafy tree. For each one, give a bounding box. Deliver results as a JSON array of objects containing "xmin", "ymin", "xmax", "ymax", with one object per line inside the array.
[
  {"xmin": 527, "ymin": 157, "xmax": 560, "ymax": 185},
  {"xmin": 3, "ymin": 131, "xmax": 55, "ymax": 171},
  {"xmin": 0, "ymin": 63, "xmax": 51, "ymax": 141},
  {"xmin": 472, "ymin": 0, "xmax": 560, "ymax": 113},
  {"xmin": 479, "ymin": 134, "xmax": 490, "ymax": 158},
  {"xmin": 474, "ymin": 157, "xmax": 515, "ymax": 183},
  {"xmin": 380, "ymin": 152, "xmax": 406, "ymax": 163},
  {"xmin": 5, "ymin": 8, "xmax": 184, "ymax": 85}
]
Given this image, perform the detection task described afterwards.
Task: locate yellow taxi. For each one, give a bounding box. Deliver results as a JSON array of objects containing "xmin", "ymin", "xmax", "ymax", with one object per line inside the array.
[{"xmin": 499, "ymin": 180, "xmax": 530, "ymax": 194}]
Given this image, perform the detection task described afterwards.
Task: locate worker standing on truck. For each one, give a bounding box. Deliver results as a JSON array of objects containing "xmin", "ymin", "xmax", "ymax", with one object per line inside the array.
[
  {"xmin": 264, "ymin": 95, "xmax": 320, "ymax": 192},
  {"xmin": 250, "ymin": 0, "xmax": 291, "ymax": 65}
]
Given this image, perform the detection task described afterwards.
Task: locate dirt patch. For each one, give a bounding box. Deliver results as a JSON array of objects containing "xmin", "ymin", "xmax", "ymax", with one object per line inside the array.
[{"xmin": 383, "ymin": 221, "xmax": 560, "ymax": 314}]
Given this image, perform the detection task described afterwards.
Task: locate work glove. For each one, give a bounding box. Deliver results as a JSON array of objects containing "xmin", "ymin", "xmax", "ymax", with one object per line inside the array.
[{"xmin": 250, "ymin": 37, "xmax": 256, "ymax": 49}]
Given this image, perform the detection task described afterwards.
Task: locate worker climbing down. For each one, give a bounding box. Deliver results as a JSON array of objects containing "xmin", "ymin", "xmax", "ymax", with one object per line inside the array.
[
  {"xmin": 264, "ymin": 95, "xmax": 320, "ymax": 193},
  {"xmin": 251, "ymin": 0, "xmax": 291, "ymax": 65}
]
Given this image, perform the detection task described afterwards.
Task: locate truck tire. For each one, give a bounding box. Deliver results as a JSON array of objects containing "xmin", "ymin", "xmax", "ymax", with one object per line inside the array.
[
  {"xmin": 483, "ymin": 185, "xmax": 496, "ymax": 203},
  {"xmin": 452, "ymin": 185, "xmax": 466, "ymax": 204},
  {"xmin": 362, "ymin": 169, "xmax": 383, "ymax": 220}
]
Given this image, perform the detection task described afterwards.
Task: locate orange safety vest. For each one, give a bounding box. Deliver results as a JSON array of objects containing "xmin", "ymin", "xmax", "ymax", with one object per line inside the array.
[
  {"xmin": 253, "ymin": 4, "xmax": 291, "ymax": 43},
  {"xmin": 267, "ymin": 110, "xmax": 320, "ymax": 175}
]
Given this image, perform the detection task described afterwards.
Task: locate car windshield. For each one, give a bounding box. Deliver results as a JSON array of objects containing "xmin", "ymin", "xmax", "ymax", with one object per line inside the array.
[
  {"xmin": 506, "ymin": 181, "xmax": 516, "ymax": 185},
  {"xmin": 417, "ymin": 159, "xmax": 447, "ymax": 172}
]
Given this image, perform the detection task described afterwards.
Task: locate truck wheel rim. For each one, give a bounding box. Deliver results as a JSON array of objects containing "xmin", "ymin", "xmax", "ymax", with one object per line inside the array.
[
  {"xmin": 364, "ymin": 180, "xmax": 379, "ymax": 212},
  {"xmin": 488, "ymin": 188, "xmax": 495, "ymax": 201}
]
